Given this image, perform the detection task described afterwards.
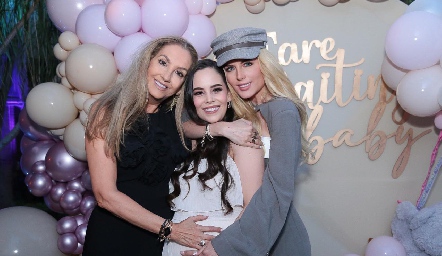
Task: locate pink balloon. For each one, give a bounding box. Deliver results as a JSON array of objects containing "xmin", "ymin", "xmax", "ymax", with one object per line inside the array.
[
  {"xmin": 141, "ymin": 0, "xmax": 189, "ymax": 38},
  {"xmin": 57, "ymin": 216, "xmax": 78, "ymax": 234},
  {"xmin": 105, "ymin": 0, "xmax": 142, "ymax": 37},
  {"xmin": 185, "ymin": 0, "xmax": 203, "ymax": 15},
  {"xmin": 113, "ymin": 32, "xmax": 152, "ymax": 73},
  {"xmin": 396, "ymin": 65, "xmax": 442, "ymax": 117},
  {"xmin": 365, "ymin": 236, "xmax": 406, "ymax": 256},
  {"xmin": 76, "ymin": 4, "xmax": 122, "ymax": 51},
  {"xmin": 60, "ymin": 190, "xmax": 83, "ymax": 210},
  {"xmin": 20, "ymin": 140, "xmax": 56, "ymax": 175},
  {"xmin": 45, "ymin": 141, "xmax": 87, "ymax": 182},
  {"xmin": 182, "ymin": 14, "xmax": 216, "ymax": 58},
  {"xmin": 381, "ymin": 56, "xmax": 408, "ymax": 91},
  {"xmin": 201, "ymin": 0, "xmax": 217, "ymax": 15},
  {"xmin": 46, "ymin": 0, "xmax": 103, "ymax": 32},
  {"xmin": 57, "ymin": 233, "xmax": 79, "ymax": 254},
  {"xmin": 18, "ymin": 108, "xmax": 54, "ymax": 141},
  {"xmin": 385, "ymin": 11, "xmax": 442, "ymax": 70},
  {"xmin": 435, "ymin": 111, "xmax": 442, "ymax": 129}
]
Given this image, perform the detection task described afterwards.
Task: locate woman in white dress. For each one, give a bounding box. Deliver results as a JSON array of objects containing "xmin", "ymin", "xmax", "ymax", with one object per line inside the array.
[{"xmin": 163, "ymin": 59, "xmax": 264, "ymax": 255}]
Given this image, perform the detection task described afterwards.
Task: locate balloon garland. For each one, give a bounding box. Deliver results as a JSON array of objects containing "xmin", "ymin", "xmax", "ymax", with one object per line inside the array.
[{"xmin": 18, "ymin": 0, "xmax": 441, "ymax": 255}]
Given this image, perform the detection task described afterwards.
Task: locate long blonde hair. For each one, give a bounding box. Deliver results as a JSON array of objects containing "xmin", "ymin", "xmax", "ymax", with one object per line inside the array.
[
  {"xmin": 227, "ymin": 48, "xmax": 310, "ymax": 160},
  {"xmin": 86, "ymin": 36, "xmax": 198, "ymax": 159}
]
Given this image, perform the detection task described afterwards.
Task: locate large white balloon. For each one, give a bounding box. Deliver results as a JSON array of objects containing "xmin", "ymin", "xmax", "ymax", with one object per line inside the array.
[
  {"xmin": 396, "ymin": 65, "xmax": 442, "ymax": 117},
  {"xmin": 406, "ymin": 0, "xmax": 442, "ymax": 18},
  {"xmin": 65, "ymin": 43, "xmax": 118, "ymax": 94},
  {"xmin": 64, "ymin": 119, "xmax": 87, "ymax": 161},
  {"xmin": 26, "ymin": 82, "xmax": 78, "ymax": 129},
  {"xmin": 0, "ymin": 206, "xmax": 64, "ymax": 256}
]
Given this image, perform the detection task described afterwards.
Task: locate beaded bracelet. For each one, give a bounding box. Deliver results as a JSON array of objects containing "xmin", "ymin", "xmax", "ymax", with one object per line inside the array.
[{"xmin": 158, "ymin": 219, "xmax": 173, "ymax": 242}]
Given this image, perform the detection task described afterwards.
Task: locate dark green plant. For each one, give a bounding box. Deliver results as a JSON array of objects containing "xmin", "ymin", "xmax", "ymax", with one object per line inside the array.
[{"xmin": 0, "ymin": 0, "xmax": 59, "ymax": 148}]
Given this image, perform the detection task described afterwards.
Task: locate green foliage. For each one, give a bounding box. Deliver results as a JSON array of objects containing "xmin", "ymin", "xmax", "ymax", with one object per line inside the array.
[{"xmin": 0, "ymin": 0, "xmax": 60, "ymax": 136}]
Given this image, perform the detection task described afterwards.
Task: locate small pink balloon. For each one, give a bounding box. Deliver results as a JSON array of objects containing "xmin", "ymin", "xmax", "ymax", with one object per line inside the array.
[
  {"xmin": 105, "ymin": 0, "xmax": 142, "ymax": 37},
  {"xmin": 72, "ymin": 243, "xmax": 84, "ymax": 255},
  {"xmin": 141, "ymin": 0, "xmax": 189, "ymax": 38},
  {"xmin": 201, "ymin": 0, "xmax": 217, "ymax": 15},
  {"xmin": 185, "ymin": 0, "xmax": 203, "ymax": 15},
  {"xmin": 30, "ymin": 160, "xmax": 46, "ymax": 174},
  {"xmin": 435, "ymin": 111, "xmax": 442, "ymax": 129},
  {"xmin": 67, "ymin": 178, "xmax": 87, "ymax": 193},
  {"xmin": 381, "ymin": 56, "xmax": 408, "ymax": 91},
  {"xmin": 365, "ymin": 236, "xmax": 406, "ymax": 256},
  {"xmin": 75, "ymin": 4, "xmax": 122, "ymax": 51},
  {"xmin": 46, "ymin": 0, "xmax": 103, "ymax": 32}
]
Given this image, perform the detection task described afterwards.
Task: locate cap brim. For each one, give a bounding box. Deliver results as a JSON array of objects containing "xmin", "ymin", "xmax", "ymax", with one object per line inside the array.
[{"xmin": 216, "ymin": 47, "xmax": 261, "ymax": 67}]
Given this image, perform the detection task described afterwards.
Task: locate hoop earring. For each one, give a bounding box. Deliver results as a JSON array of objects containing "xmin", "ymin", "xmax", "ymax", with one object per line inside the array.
[{"xmin": 227, "ymin": 101, "xmax": 232, "ymax": 108}]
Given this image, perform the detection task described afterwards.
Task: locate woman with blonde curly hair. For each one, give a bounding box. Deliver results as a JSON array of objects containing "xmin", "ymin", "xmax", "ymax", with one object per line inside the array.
[{"xmin": 182, "ymin": 27, "xmax": 311, "ymax": 256}]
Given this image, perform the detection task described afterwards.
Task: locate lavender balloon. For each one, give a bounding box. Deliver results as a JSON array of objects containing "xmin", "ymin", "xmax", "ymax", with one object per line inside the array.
[
  {"xmin": 73, "ymin": 243, "xmax": 84, "ymax": 255},
  {"xmin": 20, "ymin": 136, "xmax": 37, "ymax": 153},
  {"xmin": 64, "ymin": 206, "xmax": 81, "ymax": 216},
  {"xmin": 57, "ymin": 216, "xmax": 78, "ymax": 234},
  {"xmin": 84, "ymin": 208, "xmax": 94, "ymax": 222},
  {"xmin": 57, "ymin": 233, "xmax": 78, "ymax": 254},
  {"xmin": 80, "ymin": 170, "xmax": 93, "ymax": 190},
  {"xmin": 44, "ymin": 195, "xmax": 65, "ymax": 214},
  {"xmin": 20, "ymin": 140, "xmax": 56, "ymax": 175},
  {"xmin": 60, "ymin": 189, "xmax": 82, "ymax": 210},
  {"xmin": 75, "ymin": 223, "xmax": 88, "ymax": 244},
  {"xmin": 30, "ymin": 160, "xmax": 46, "ymax": 174},
  {"xmin": 50, "ymin": 182, "xmax": 67, "ymax": 202},
  {"xmin": 26, "ymin": 172, "xmax": 53, "ymax": 197},
  {"xmin": 45, "ymin": 141, "xmax": 87, "ymax": 182},
  {"xmin": 80, "ymin": 195, "xmax": 97, "ymax": 215},
  {"xmin": 74, "ymin": 214, "xmax": 86, "ymax": 226},
  {"xmin": 18, "ymin": 108, "xmax": 54, "ymax": 141},
  {"xmin": 67, "ymin": 178, "xmax": 86, "ymax": 193}
]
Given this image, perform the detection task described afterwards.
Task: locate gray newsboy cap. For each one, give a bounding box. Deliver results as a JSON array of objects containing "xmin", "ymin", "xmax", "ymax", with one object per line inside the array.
[{"xmin": 211, "ymin": 27, "xmax": 267, "ymax": 67}]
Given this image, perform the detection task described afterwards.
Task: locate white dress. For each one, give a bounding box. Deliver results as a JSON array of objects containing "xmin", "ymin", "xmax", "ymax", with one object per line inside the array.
[{"xmin": 162, "ymin": 156, "xmax": 244, "ymax": 256}]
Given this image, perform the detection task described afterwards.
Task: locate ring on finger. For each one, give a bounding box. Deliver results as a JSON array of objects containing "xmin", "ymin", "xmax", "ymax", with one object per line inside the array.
[{"xmin": 198, "ymin": 239, "xmax": 206, "ymax": 247}]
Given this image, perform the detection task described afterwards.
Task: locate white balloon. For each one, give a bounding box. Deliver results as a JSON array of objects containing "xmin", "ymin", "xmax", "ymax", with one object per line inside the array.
[
  {"xmin": 407, "ymin": 0, "xmax": 442, "ymax": 18},
  {"xmin": 245, "ymin": 0, "xmax": 265, "ymax": 14},
  {"xmin": 64, "ymin": 119, "xmax": 87, "ymax": 161},
  {"xmin": 396, "ymin": 65, "xmax": 442, "ymax": 117},
  {"xmin": 381, "ymin": 56, "xmax": 408, "ymax": 91},
  {"xmin": 73, "ymin": 91, "xmax": 92, "ymax": 111},
  {"xmin": 318, "ymin": 0, "xmax": 339, "ymax": 7}
]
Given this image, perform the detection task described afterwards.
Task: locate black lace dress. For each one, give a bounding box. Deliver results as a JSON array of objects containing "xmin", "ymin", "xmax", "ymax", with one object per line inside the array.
[{"xmin": 83, "ymin": 107, "xmax": 189, "ymax": 256}]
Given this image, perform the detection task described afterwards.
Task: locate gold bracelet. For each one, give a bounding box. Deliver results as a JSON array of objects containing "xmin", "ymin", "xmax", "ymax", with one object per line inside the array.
[{"xmin": 158, "ymin": 219, "xmax": 173, "ymax": 242}]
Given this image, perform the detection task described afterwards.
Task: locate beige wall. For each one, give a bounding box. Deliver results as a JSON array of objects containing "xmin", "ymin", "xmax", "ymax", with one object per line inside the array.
[{"xmin": 210, "ymin": 1, "xmax": 442, "ymax": 255}]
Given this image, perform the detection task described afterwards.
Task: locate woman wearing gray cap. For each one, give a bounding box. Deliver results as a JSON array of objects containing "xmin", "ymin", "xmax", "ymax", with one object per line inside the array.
[{"xmin": 181, "ymin": 27, "xmax": 311, "ymax": 256}]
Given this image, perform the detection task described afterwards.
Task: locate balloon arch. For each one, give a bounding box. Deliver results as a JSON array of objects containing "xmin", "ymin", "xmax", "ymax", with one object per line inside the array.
[{"xmin": 12, "ymin": 0, "xmax": 442, "ymax": 254}]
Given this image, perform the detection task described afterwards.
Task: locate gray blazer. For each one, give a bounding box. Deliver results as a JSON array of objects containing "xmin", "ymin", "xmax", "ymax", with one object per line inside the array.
[{"xmin": 212, "ymin": 98, "xmax": 311, "ymax": 256}]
